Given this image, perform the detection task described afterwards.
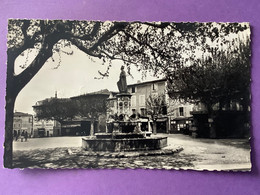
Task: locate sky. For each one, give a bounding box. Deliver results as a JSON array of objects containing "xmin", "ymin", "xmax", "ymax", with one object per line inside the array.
[{"xmin": 14, "ymin": 45, "xmax": 159, "ymax": 114}]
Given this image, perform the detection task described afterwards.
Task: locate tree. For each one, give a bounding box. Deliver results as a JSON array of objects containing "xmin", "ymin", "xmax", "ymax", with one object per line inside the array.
[
  {"xmin": 166, "ymin": 32, "xmax": 251, "ymax": 137},
  {"xmin": 33, "ymin": 98, "xmax": 78, "ymax": 123},
  {"xmin": 72, "ymin": 94, "xmax": 108, "ymax": 136},
  {"xmin": 146, "ymin": 94, "xmax": 167, "ymax": 134},
  {"xmin": 33, "ymin": 94, "xmax": 108, "ymax": 136},
  {"xmin": 6, "ymin": 20, "xmax": 248, "ymax": 167},
  {"xmin": 6, "ymin": 20, "xmax": 131, "ymax": 167},
  {"xmin": 167, "ymin": 36, "xmax": 250, "ymax": 109}
]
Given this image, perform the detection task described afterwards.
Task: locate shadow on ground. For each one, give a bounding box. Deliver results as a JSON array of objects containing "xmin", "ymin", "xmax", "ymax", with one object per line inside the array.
[{"xmin": 13, "ymin": 147, "xmax": 197, "ymax": 169}]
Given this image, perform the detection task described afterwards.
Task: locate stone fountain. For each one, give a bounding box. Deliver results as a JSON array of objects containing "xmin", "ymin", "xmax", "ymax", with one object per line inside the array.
[{"xmin": 82, "ymin": 66, "xmax": 167, "ymax": 152}]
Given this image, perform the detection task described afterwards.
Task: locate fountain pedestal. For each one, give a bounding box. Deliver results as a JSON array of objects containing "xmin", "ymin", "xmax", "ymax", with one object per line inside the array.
[{"xmin": 116, "ymin": 93, "xmax": 132, "ymax": 117}]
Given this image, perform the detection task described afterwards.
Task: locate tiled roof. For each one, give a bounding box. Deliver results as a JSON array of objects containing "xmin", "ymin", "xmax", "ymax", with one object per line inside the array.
[
  {"xmin": 71, "ymin": 89, "xmax": 117, "ymax": 99},
  {"xmin": 14, "ymin": 112, "xmax": 33, "ymax": 117},
  {"xmin": 127, "ymin": 78, "xmax": 167, "ymax": 87}
]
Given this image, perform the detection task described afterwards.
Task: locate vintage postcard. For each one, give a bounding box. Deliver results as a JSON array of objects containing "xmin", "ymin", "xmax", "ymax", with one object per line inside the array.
[{"xmin": 5, "ymin": 20, "xmax": 251, "ymax": 170}]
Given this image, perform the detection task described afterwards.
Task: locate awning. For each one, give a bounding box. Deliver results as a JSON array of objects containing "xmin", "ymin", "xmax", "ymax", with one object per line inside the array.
[
  {"xmin": 156, "ymin": 118, "xmax": 168, "ymax": 122},
  {"xmin": 62, "ymin": 124, "xmax": 81, "ymax": 128},
  {"xmin": 172, "ymin": 117, "xmax": 193, "ymax": 121}
]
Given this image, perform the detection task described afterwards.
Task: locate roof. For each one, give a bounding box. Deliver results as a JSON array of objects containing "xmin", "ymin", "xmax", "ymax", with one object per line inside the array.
[
  {"xmin": 14, "ymin": 112, "xmax": 33, "ymax": 117},
  {"xmin": 70, "ymin": 89, "xmax": 116, "ymax": 99},
  {"xmin": 127, "ymin": 78, "xmax": 167, "ymax": 87},
  {"xmin": 33, "ymin": 97, "xmax": 70, "ymax": 107}
]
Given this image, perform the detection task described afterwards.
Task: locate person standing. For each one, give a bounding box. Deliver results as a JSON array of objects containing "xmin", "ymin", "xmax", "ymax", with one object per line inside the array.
[
  {"xmin": 21, "ymin": 130, "xmax": 25, "ymax": 142},
  {"xmin": 25, "ymin": 131, "xmax": 28, "ymax": 142}
]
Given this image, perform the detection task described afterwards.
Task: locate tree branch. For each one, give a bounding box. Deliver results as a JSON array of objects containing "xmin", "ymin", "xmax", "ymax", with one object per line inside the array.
[
  {"xmin": 14, "ymin": 41, "xmax": 54, "ymax": 94},
  {"xmin": 87, "ymin": 22, "xmax": 128, "ymax": 52},
  {"xmin": 68, "ymin": 22, "xmax": 128, "ymax": 59},
  {"xmin": 69, "ymin": 38, "xmax": 102, "ymax": 58}
]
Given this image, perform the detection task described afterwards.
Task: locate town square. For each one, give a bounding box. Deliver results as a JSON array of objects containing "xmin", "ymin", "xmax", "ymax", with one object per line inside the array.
[{"xmin": 5, "ymin": 20, "xmax": 251, "ymax": 171}]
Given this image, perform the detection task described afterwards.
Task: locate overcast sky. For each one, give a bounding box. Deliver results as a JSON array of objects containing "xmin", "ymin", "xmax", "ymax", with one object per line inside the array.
[{"xmin": 14, "ymin": 46, "xmax": 159, "ymax": 114}]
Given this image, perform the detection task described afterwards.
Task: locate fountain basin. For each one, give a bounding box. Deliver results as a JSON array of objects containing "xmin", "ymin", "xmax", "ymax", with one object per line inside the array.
[
  {"xmin": 82, "ymin": 137, "xmax": 167, "ymax": 152},
  {"xmin": 95, "ymin": 132, "xmax": 146, "ymax": 139}
]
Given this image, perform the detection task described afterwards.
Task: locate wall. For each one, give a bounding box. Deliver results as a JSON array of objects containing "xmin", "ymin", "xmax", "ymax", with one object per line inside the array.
[
  {"xmin": 13, "ymin": 114, "xmax": 33, "ymax": 136},
  {"xmin": 128, "ymin": 80, "xmax": 166, "ymax": 115}
]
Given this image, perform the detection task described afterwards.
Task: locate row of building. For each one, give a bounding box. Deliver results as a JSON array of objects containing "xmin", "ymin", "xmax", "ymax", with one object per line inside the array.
[
  {"xmin": 13, "ymin": 112, "xmax": 60, "ymax": 138},
  {"xmin": 13, "ymin": 78, "xmax": 250, "ymax": 138}
]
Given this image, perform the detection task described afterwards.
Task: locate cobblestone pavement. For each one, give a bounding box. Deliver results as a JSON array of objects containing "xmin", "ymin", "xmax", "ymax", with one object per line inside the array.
[
  {"xmin": 13, "ymin": 147, "xmax": 193, "ymax": 169},
  {"xmin": 13, "ymin": 134, "xmax": 251, "ymax": 171}
]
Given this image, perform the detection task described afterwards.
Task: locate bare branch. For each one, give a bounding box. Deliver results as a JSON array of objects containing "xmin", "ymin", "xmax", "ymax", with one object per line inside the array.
[{"xmin": 69, "ymin": 38, "xmax": 102, "ymax": 58}]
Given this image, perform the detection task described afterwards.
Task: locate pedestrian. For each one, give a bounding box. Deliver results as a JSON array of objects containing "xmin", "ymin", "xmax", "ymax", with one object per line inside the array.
[
  {"xmin": 21, "ymin": 130, "xmax": 25, "ymax": 142},
  {"xmin": 25, "ymin": 131, "xmax": 28, "ymax": 142}
]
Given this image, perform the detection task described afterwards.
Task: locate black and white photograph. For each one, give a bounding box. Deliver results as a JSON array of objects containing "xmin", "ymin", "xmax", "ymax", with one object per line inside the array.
[{"xmin": 5, "ymin": 20, "xmax": 251, "ymax": 170}]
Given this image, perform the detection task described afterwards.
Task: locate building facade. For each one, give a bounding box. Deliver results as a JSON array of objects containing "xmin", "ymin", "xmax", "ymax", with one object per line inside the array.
[
  {"xmin": 126, "ymin": 79, "xmax": 196, "ymax": 134},
  {"xmin": 167, "ymin": 99, "xmax": 194, "ymax": 134},
  {"xmin": 190, "ymin": 101, "xmax": 250, "ymax": 138},
  {"xmin": 13, "ymin": 112, "xmax": 33, "ymax": 137},
  {"xmin": 33, "ymin": 119, "xmax": 61, "ymax": 137},
  {"xmin": 126, "ymin": 79, "xmax": 167, "ymax": 133},
  {"xmin": 127, "ymin": 79, "xmax": 166, "ymax": 116}
]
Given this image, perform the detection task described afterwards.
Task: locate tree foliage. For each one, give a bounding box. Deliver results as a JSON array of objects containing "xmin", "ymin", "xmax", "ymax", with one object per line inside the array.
[
  {"xmin": 146, "ymin": 93, "xmax": 167, "ymax": 121},
  {"xmin": 33, "ymin": 95, "xmax": 107, "ymax": 123},
  {"xmin": 33, "ymin": 98, "xmax": 77, "ymax": 123},
  {"xmin": 167, "ymin": 32, "xmax": 251, "ymax": 111},
  {"xmin": 72, "ymin": 94, "xmax": 107, "ymax": 120}
]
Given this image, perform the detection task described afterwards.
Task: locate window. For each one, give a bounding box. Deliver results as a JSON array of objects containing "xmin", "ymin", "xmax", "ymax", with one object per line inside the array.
[
  {"xmin": 131, "ymin": 96, "xmax": 136, "ymax": 107},
  {"xmin": 179, "ymin": 107, "xmax": 184, "ymax": 116},
  {"xmin": 140, "ymin": 108, "xmax": 147, "ymax": 116},
  {"xmin": 151, "ymin": 83, "xmax": 158, "ymax": 91},
  {"xmin": 131, "ymin": 86, "xmax": 136, "ymax": 93},
  {"xmin": 139, "ymin": 95, "xmax": 145, "ymax": 106}
]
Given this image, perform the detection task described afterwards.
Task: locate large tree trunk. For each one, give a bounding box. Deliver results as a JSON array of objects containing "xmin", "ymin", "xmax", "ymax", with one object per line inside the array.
[
  {"xmin": 206, "ymin": 104, "xmax": 216, "ymax": 138},
  {"xmin": 152, "ymin": 121, "xmax": 157, "ymax": 135},
  {"xmin": 4, "ymin": 54, "xmax": 18, "ymax": 168},
  {"xmin": 4, "ymin": 40, "xmax": 55, "ymax": 168},
  {"xmin": 4, "ymin": 94, "xmax": 16, "ymax": 168},
  {"xmin": 90, "ymin": 120, "xmax": 94, "ymax": 136}
]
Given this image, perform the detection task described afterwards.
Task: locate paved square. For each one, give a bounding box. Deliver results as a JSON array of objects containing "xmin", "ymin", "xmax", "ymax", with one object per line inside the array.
[{"xmin": 13, "ymin": 134, "xmax": 251, "ymax": 170}]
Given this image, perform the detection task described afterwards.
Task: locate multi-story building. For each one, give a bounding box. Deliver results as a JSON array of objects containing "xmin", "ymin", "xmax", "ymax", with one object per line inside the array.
[
  {"xmin": 127, "ymin": 79, "xmax": 168, "ymax": 133},
  {"xmin": 33, "ymin": 119, "xmax": 61, "ymax": 137},
  {"xmin": 127, "ymin": 79, "xmax": 167, "ymax": 116},
  {"xmin": 13, "ymin": 112, "xmax": 33, "ymax": 137},
  {"xmin": 105, "ymin": 78, "xmax": 195, "ymax": 134},
  {"xmin": 167, "ymin": 99, "xmax": 194, "ymax": 134}
]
